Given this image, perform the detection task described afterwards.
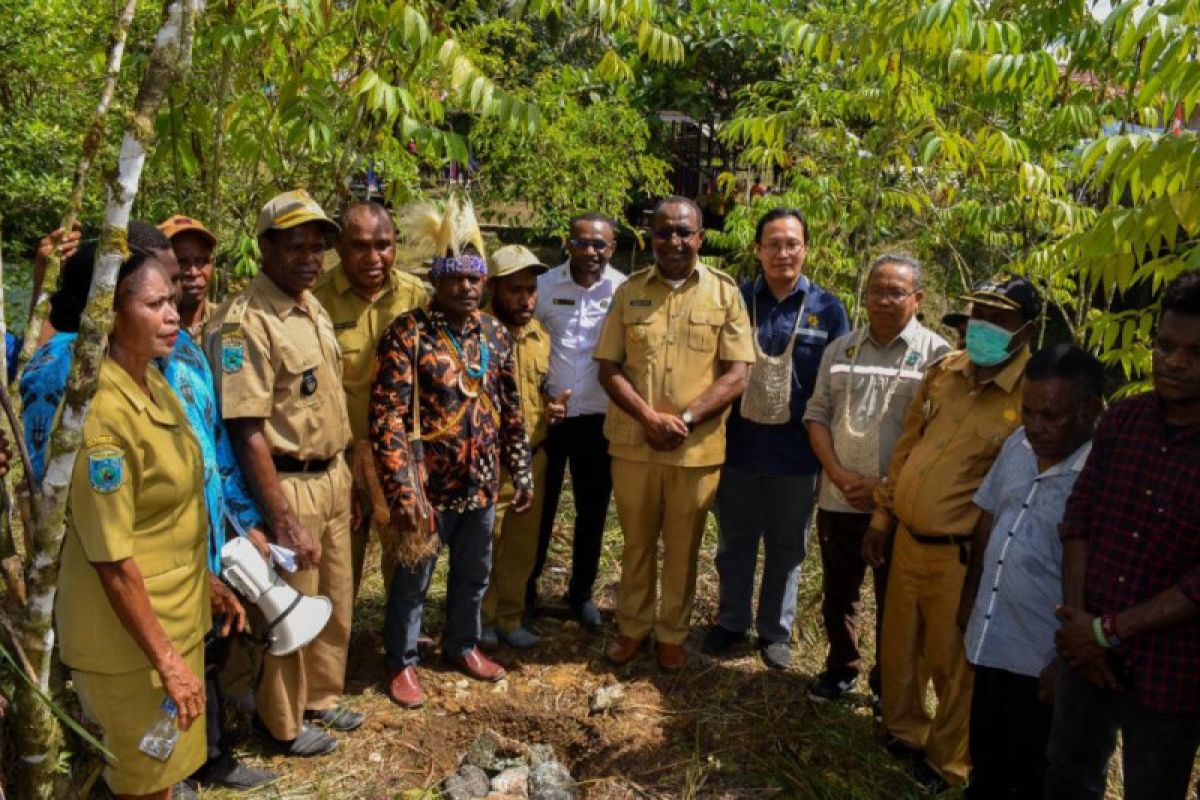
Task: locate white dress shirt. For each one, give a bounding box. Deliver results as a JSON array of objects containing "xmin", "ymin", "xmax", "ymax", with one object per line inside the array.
[{"xmin": 535, "ymin": 261, "xmax": 626, "ymax": 417}]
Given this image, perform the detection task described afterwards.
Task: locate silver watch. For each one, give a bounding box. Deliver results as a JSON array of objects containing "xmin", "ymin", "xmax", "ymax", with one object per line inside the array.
[{"xmin": 681, "ymin": 409, "xmax": 696, "ymax": 430}]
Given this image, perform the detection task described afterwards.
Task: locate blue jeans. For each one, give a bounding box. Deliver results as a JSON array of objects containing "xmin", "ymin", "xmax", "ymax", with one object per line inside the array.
[
  {"xmin": 384, "ymin": 506, "xmax": 495, "ymax": 671},
  {"xmin": 712, "ymin": 466, "xmax": 817, "ymax": 643},
  {"xmin": 1045, "ymin": 662, "xmax": 1200, "ymax": 800}
]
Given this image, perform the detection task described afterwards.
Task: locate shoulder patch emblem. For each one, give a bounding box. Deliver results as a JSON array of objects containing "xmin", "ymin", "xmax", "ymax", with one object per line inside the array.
[
  {"xmin": 807, "ymin": 314, "xmax": 821, "ymax": 328},
  {"xmin": 905, "ymin": 351, "xmax": 921, "ymax": 366},
  {"xmin": 845, "ymin": 345, "xmax": 857, "ymax": 360},
  {"xmin": 88, "ymin": 449, "xmax": 124, "ymax": 494},
  {"xmin": 222, "ymin": 337, "xmax": 246, "ymax": 373}
]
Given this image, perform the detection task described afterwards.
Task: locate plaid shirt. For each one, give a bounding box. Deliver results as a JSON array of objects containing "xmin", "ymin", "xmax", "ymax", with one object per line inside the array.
[{"xmin": 1059, "ymin": 392, "xmax": 1200, "ymax": 714}]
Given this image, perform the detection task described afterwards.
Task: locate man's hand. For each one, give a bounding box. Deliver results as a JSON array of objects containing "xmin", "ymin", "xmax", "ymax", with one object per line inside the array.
[
  {"xmin": 396, "ymin": 495, "xmax": 435, "ymax": 535},
  {"xmin": 1054, "ymin": 605, "xmax": 1119, "ymax": 689},
  {"xmin": 208, "ymin": 574, "xmax": 247, "ymax": 636},
  {"xmin": 246, "ymin": 526, "xmax": 272, "ymax": 560},
  {"xmin": 1038, "ymin": 660, "xmax": 1060, "ymax": 705},
  {"xmin": 643, "ymin": 411, "xmax": 688, "ymax": 451},
  {"xmin": 862, "ymin": 528, "xmax": 890, "ymax": 570},
  {"xmin": 275, "ymin": 516, "xmax": 320, "ymax": 569},
  {"xmin": 547, "ymin": 389, "xmax": 571, "ymax": 427},
  {"xmin": 842, "ymin": 475, "xmax": 880, "ymax": 512},
  {"xmin": 511, "ymin": 487, "xmax": 534, "ymax": 514},
  {"xmin": 35, "ymin": 226, "xmax": 82, "ymax": 268},
  {"xmin": 156, "ymin": 649, "xmax": 205, "ymax": 731}
]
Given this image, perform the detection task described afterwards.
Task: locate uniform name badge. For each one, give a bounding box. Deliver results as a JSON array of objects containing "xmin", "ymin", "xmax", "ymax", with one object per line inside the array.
[
  {"xmin": 88, "ymin": 449, "xmax": 124, "ymax": 494},
  {"xmin": 222, "ymin": 336, "xmax": 246, "ymax": 373}
]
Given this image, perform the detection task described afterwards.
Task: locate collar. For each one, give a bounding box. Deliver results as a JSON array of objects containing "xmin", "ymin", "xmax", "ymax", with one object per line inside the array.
[
  {"xmin": 1019, "ymin": 430, "xmax": 1093, "ymax": 476},
  {"xmin": 649, "ymin": 261, "xmax": 705, "ymax": 288},
  {"xmin": 483, "ymin": 304, "xmax": 543, "ymax": 341},
  {"xmin": 865, "ymin": 315, "xmax": 922, "ymax": 349},
  {"xmin": 554, "ymin": 259, "xmax": 618, "ymax": 288},
  {"xmin": 753, "ymin": 272, "xmax": 810, "ymax": 301},
  {"xmin": 102, "ymin": 357, "xmax": 179, "ymax": 426},
  {"xmin": 945, "ymin": 345, "xmax": 1030, "ymax": 392},
  {"xmin": 253, "ymin": 272, "xmax": 312, "ymax": 319},
  {"xmin": 331, "ymin": 264, "xmax": 409, "ymax": 298}
]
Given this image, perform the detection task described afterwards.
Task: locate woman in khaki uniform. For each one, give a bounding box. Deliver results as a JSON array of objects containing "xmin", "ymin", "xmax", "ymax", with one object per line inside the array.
[{"xmin": 56, "ymin": 249, "xmax": 210, "ymax": 798}]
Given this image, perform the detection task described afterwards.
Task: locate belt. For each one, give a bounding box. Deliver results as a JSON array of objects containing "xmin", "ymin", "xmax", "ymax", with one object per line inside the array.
[
  {"xmin": 272, "ymin": 454, "xmax": 334, "ymax": 474},
  {"xmin": 907, "ymin": 530, "xmax": 972, "ymax": 565}
]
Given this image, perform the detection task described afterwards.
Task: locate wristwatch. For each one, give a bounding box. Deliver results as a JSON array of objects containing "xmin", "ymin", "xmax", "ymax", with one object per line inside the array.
[{"xmin": 681, "ymin": 409, "xmax": 696, "ymax": 431}]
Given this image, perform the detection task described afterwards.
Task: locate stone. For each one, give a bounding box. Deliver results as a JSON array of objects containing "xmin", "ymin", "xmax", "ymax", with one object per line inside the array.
[
  {"xmin": 490, "ymin": 766, "xmax": 529, "ymax": 796},
  {"xmin": 527, "ymin": 744, "xmax": 555, "ymax": 768},
  {"xmin": 443, "ymin": 774, "xmax": 473, "ymax": 800},
  {"xmin": 457, "ymin": 764, "xmax": 490, "ymax": 798},
  {"xmin": 464, "ymin": 729, "xmax": 526, "ymax": 772},
  {"xmin": 588, "ymin": 683, "xmax": 626, "ymax": 714},
  {"xmin": 528, "ymin": 760, "xmax": 577, "ymax": 800}
]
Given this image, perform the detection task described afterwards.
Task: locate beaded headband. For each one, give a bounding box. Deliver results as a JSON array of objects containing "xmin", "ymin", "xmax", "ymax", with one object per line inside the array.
[{"xmin": 430, "ymin": 253, "xmax": 487, "ymax": 277}]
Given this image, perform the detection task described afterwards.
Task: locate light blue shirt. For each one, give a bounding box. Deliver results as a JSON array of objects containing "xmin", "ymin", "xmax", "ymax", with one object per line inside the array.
[
  {"xmin": 19, "ymin": 331, "xmax": 263, "ymax": 574},
  {"xmin": 964, "ymin": 428, "xmax": 1092, "ymax": 677}
]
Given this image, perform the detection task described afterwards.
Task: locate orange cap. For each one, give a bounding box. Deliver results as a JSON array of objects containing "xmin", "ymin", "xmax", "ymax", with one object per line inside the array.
[{"xmin": 158, "ymin": 215, "xmax": 217, "ymax": 247}]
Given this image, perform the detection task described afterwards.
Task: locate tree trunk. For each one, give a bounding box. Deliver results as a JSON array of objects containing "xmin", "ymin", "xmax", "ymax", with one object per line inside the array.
[
  {"xmin": 15, "ymin": 0, "xmax": 138, "ymax": 375},
  {"xmin": 14, "ymin": 3, "xmax": 199, "ymax": 797}
]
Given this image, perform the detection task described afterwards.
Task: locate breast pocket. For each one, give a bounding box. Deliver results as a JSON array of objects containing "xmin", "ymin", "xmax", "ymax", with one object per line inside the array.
[
  {"xmin": 623, "ymin": 307, "xmax": 661, "ymax": 368},
  {"xmin": 279, "ymin": 344, "xmax": 323, "ymax": 408},
  {"xmin": 688, "ymin": 308, "xmax": 723, "ymax": 353}
]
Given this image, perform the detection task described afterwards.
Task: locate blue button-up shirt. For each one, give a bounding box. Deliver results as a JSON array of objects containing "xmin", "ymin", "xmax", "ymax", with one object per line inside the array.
[
  {"xmin": 19, "ymin": 331, "xmax": 263, "ymax": 574},
  {"xmin": 964, "ymin": 428, "xmax": 1092, "ymax": 677},
  {"xmin": 725, "ymin": 274, "xmax": 849, "ymax": 475}
]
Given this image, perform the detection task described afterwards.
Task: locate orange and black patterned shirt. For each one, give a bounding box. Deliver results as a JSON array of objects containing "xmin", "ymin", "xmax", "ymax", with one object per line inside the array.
[{"xmin": 370, "ymin": 305, "xmax": 532, "ymax": 514}]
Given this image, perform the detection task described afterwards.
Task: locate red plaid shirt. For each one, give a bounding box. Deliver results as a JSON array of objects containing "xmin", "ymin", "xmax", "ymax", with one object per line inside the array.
[{"xmin": 1059, "ymin": 392, "xmax": 1200, "ymax": 714}]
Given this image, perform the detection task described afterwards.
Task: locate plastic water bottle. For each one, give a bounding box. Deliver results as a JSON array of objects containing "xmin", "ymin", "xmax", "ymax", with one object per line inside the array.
[{"xmin": 137, "ymin": 697, "xmax": 179, "ymax": 761}]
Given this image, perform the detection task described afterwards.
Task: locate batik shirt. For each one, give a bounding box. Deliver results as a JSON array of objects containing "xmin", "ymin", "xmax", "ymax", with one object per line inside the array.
[
  {"xmin": 19, "ymin": 331, "xmax": 263, "ymax": 574},
  {"xmin": 370, "ymin": 305, "xmax": 533, "ymax": 514}
]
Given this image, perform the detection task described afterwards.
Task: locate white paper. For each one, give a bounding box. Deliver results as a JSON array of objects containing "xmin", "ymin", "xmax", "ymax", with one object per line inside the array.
[{"xmin": 269, "ymin": 544, "xmax": 298, "ymax": 573}]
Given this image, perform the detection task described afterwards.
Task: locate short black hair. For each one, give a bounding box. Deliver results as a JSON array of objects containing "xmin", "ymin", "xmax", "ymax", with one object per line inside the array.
[
  {"xmin": 868, "ymin": 253, "xmax": 922, "ymax": 290},
  {"xmin": 754, "ymin": 207, "xmax": 808, "ymax": 245},
  {"xmin": 339, "ymin": 201, "xmax": 394, "ymax": 233},
  {"xmin": 1025, "ymin": 343, "xmax": 1104, "ymax": 400},
  {"xmin": 651, "ymin": 196, "xmax": 703, "ymax": 226},
  {"xmin": 128, "ymin": 220, "xmax": 171, "ymax": 256},
  {"xmin": 568, "ymin": 212, "xmax": 617, "ymax": 234},
  {"xmin": 1161, "ymin": 271, "xmax": 1200, "ymax": 317}
]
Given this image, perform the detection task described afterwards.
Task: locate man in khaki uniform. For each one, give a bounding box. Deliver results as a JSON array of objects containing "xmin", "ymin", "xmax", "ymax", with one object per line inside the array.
[
  {"xmin": 595, "ymin": 196, "xmax": 755, "ymax": 671},
  {"xmin": 862, "ymin": 274, "xmax": 1041, "ymax": 790},
  {"xmin": 480, "ymin": 245, "xmax": 568, "ymax": 648},
  {"xmin": 313, "ymin": 201, "xmax": 428, "ymax": 596},
  {"xmin": 205, "ymin": 190, "xmax": 358, "ymax": 757}
]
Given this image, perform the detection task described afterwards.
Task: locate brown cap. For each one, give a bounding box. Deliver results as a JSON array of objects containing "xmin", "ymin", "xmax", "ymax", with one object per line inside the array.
[
  {"xmin": 490, "ymin": 244, "xmax": 548, "ymax": 279},
  {"xmin": 256, "ymin": 189, "xmax": 340, "ymax": 237},
  {"xmin": 964, "ymin": 273, "xmax": 1042, "ymax": 320},
  {"xmin": 158, "ymin": 215, "xmax": 216, "ymax": 247}
]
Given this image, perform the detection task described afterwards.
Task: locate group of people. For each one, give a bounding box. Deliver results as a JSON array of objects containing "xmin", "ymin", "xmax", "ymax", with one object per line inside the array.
[{"xmin": 6, "ymin": 189, "xmax": 1197, "ymax": 800}]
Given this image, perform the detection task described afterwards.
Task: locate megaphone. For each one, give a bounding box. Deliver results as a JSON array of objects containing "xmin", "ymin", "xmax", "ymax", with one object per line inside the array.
[{"xmin": 220, "ymin": 537, "xmax": 332, "ymax": 656}]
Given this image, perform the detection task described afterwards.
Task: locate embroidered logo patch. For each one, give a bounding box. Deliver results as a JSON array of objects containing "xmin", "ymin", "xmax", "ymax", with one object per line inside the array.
[
  {"xmin": 807, "ymin": 314, "xmax": 820, "ymax": 328},
  {"xmin": 1003, "ymin": 408, "xmax": 1018, "ymax": 423},
  {"xmin": 905, "ymin": 351, "xmax": 920, "ymax": 366},
  {"xmin": 88, "ymin": 450, "xmax": 124, "ymax": 494},
  {"xmin": 222, "ymin": 338, "xmax": 246, "ymax": 373}
]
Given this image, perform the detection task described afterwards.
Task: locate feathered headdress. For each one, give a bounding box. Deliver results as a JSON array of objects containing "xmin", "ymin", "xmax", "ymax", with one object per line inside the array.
[{"xmin": 394, "ymin": 195, "xmax": 487, "ymax": 277}]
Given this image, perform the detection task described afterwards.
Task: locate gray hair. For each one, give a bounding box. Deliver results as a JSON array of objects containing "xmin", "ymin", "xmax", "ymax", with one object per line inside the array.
[{"xmin": 868, "ymin": 253, "xmax": 922, "ymax": 289}]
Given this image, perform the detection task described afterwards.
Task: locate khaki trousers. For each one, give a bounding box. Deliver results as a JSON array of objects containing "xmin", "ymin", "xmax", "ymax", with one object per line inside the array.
[
  {"xmin": 880, "ymin": 524, "xmax": 973, "ymax": 785},
  {"xmin": 350, "ymin": 470, "xmax": 398, "ymax": 597},
  {"xmin": 611, "ymin": 457, "xmax": 720, "ymax": 645},
  {"xmin": 258, "ymin": 456, "xmax": 353, "ymax": 741},
  {"xmin": 482, "ymin": 449, "xmax": 548, "ymax": 632}
]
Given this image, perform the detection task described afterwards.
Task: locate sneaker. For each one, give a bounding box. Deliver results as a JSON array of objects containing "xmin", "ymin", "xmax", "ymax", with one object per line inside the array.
[
  {"xmin": 304, "ymin": 705, "xmax": 365, "ymax": 732},
  {"xmin": 881, "ymin": 733, "xmax": 924, "ymax": 762},
  {"xmin": 480, "ymin": 627, "xmax": 499, "ymax": 650},
  {"xmin": 194, "ymin": 752, "xmax": 276, "ymax": 790},
  {"xmin": 759, "ymin": 641, "xmax": 793, "ymax": 670},
  {"xmin": 253, "ymin": 716, "xmax": 338, "ymax": 758},
  {"xmin": 497, "ymin": 626, "xmax": 541, "ymax": 648},
  {"xmin": 808, "ymin": 669, "xmax": 859, "ymax": 702},
  {"xmin": 571, "ymin": 599, "xmax": 604, "ymax": 632},
  {"xmin": 701, "ymin": 625, "xmax": 746, "ymax": 656},
  {"xmin": 912, "ymin": 759, "xmax": 952, "ymax": 794}
]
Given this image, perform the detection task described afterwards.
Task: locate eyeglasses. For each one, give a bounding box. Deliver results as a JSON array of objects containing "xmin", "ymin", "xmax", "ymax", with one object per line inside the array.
[
  {"xmin": 759, "ymin": 238, "xmax": 805, "ymax": 255},
  {"xmin": 568, "ymin": 238, "xmax": 613, "ymax": 251},
  {"xmin": 865, "ymin": 287, "xmax": 918, "ymax": 302},
  {"xmin": 652, "ymin": 227, "xmax": 699, "ymax": 241}
]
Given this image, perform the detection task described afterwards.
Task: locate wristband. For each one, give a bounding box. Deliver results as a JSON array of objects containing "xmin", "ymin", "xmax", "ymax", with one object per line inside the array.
[
  {"xmin": 1092, "ymin": 616, "xmax": 1112, "ymax": 649},
  {"xmin": 1100, "ymin": 614, "xmax": 1122, "ymax": 647}
]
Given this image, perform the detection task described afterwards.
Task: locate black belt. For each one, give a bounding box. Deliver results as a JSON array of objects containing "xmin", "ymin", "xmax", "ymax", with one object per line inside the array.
[
  {"xmin": 908, "ymin": 530, "xmax": 972, "ymax": 565},
  {"xmin": 272, "ymin": 454, "xmax": 333, "ymax": 474}
]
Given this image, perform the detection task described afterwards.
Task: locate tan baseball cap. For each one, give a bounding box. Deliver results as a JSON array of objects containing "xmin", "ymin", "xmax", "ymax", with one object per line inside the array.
[
  {"xmin": 256, "ymin": 189, "xmax": 340, "ymax": 237},
  {"xmin": 158, "ymin": 214, "xmax": 217, "ymax": 247},
  {"xmin": 490, "ymin": 244, "xmax": 548, "ymax": 279}
]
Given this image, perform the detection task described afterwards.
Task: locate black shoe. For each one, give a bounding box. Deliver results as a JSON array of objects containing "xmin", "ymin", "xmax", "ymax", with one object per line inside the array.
[
  {"xmin": 881, "ymin": 733, "xmax": 924, "ymax": 762},
  {"xmin": 759, "ymin": 641, "xmax": 793, "ymax": 670},
  {"xmin": 808, "ymin": 669, "xmax": 859, "ymax": 702},
  {"xmin": 195, "ymin": 752, "xmax": 276, "ymax": 790},
  {"xmin": 305, "ymin": 705, "xmax": 365, "ymax": 732},
  {"xmin": 571, "ymin": 599, "xmax": 603, "ymax": 632},
  {"xmin": 701, "ymin": 625, "xmax": 746, "ymax": 656},
  {"xmin": 912, "ymin": 760, "xmax": 952, "ymax": 794},
  {"xmin": 253, "ymin": 715, "xmax": 338, "ymax": 757}
]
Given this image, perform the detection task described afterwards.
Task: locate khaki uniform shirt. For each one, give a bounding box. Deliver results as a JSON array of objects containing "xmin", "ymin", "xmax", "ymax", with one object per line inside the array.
[
  {"xmin": 502, "ymin": 316, "xmax": 552, "ymax": 451},
  {"xmin": 313, "ymin": 265, "xmax": 428, "ymax": 442},
  {"xmin": 204, "ymin": 272, "xmax": 352, "ymax": 460},
  {"xmin": 804, "ymin": 318, "xmax": 950, "ymax": 512},
  {"xmin": 185, "ymin": 298, "xmax": 214, "ymax": 340},
  {"xmin": 57, "ymin": 358, "xmax": 211, "ymax": 674},
  {"xmin": 870, "ymin": 347, "xmax": 1031, "ymax": 536},
  {"xmin": 593, "ymin": 263, "xmax": 755, "ymax": 467}
]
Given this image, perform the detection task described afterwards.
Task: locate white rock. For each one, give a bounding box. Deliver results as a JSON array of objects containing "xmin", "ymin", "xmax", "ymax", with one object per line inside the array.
[{"xmin": 490, "ymin": 765, "xmax": 529, "ymax": 797}]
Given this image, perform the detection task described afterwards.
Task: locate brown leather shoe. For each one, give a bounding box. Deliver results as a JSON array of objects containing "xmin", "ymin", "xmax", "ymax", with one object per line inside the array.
[
  {"xmin": 605, "ymin": 635, "xmax": 644, "ymax": 666},
  {"xmin": 448, "ymin": 647, "xmax": 507, "ymax": 682},
  {"xmin": 656, "ymin": 642, "xmax": 687, "ymax": 671},
  {"xmin": 387, "ymin": 666, "xmax": 424, "ymax": 708}
]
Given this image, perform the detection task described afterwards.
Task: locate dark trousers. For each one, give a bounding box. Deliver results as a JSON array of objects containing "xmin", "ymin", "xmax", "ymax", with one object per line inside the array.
[
  {"xmin": 966, "ymin": 665, "xmax": 1053, "ymax": 800},
  {"xmin": 816, "ymin": 509, "xmax": 889, "ymax": 694},
  {"xmin": 527, "ymin": 414, "xmax": 612, "ymax": 608},
  {"xmin": 1045, "ymin": 662, "xmax": 1200, "ymax": 800},
  {"xmin": 201, "ymin": 631, "xmax": 231, "ymax": 768}
]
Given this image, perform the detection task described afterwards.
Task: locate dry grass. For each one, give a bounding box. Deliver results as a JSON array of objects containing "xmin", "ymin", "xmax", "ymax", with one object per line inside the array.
[{"xmin": 182, "ymin": 482, "xmax": 1154, "ymax": 799}]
